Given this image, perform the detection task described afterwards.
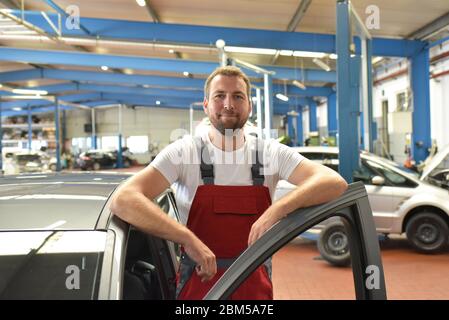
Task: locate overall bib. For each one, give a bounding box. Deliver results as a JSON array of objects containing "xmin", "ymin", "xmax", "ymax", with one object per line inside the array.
[{"xmin": 176, "ymin": 137, "xmax": 273, "ymax": 300}]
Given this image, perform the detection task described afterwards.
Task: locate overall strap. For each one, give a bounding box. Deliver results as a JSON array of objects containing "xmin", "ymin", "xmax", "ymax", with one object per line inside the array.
[
  {"xmin": 251, "ymin": 138, "xmax": 265, "ymax": 186},
  {"xmin": 195, "ymin": 136, "xmax": 214, "ymax": 185}
]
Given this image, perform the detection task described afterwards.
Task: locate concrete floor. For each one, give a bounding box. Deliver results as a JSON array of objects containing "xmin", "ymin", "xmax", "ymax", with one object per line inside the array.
[{"xmin": 273, "ymin": 237, "xmax": 449, "ymax": 300}]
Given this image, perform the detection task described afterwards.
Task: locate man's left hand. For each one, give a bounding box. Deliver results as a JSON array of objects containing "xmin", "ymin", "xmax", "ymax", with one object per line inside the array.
[{"xmin": 248, "ymin": 206, "xmax": 283, "ymax": 246}]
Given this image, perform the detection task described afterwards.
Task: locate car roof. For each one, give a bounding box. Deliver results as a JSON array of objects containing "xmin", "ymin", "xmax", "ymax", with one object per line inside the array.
[{"xmin": 0, "ymin": 172, "xmax": 130, "ymax": 231}]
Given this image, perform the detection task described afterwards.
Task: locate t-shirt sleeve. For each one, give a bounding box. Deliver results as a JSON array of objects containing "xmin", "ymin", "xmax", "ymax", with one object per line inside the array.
[
  {"xmin": 149, "ymin": 138, "xmax": 186, "ymax": 185},
  {"xmin": 267, "ymin": 140, "xmax": 305, "ymax": 181}
]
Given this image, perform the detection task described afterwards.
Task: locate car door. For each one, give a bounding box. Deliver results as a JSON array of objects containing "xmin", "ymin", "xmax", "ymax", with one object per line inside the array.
[{"xmin": 205, "ymin": 182, "xmax": 387, "ymax": 300}]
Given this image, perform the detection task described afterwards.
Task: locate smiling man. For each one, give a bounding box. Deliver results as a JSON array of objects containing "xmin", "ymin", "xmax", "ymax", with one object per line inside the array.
[{"xmin": 111, "ymin": 66, "xmax": 348, "ymax": 300}]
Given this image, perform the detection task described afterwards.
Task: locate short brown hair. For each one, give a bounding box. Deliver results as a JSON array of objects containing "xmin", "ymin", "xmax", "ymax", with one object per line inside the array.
[{"xmin": 204, "ymin": 66, "xmax": 251, "ymax": 100}]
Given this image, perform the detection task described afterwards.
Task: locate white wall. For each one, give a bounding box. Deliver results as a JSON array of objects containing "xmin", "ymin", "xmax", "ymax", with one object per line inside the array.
[
  {"xmin": 65, "ymin": 106, "xmax": 283, "ymax": 162},
  {"xmin": 430, "ymin": 41, "xmax": 449, "ymax": 149}
]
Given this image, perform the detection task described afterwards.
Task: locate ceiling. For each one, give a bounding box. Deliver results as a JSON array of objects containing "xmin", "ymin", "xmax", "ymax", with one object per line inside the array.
[{"xmin": 0, "ymin": 0, "xmax": 448, "ymax": 112}]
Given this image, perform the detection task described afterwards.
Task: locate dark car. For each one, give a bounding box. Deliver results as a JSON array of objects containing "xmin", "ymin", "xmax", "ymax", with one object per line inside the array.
[
  {"xmin": 0, "ymin": 173, "xmax": 386, "ymax": 300},
  {"xmin": 77, "ymin": 150, "xmax": 133, "ymax": 170}
]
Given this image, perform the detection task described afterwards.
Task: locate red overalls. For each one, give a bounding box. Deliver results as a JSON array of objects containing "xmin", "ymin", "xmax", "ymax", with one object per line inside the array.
[{"xmin": 176, "ymin": 137, "xmax": 273, "ymax": 300}]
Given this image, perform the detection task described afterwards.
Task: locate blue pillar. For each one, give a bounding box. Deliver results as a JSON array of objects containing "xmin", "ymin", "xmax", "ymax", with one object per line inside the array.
[
  {"xmin": 327, "ymin": 92, "xmax": 338, "ymax": 138},
  {"xmin": 308, "ymin": 98, "xmax": 318, "ymax": 132},
  {"xmin": 91, "ymin": 108, "xmax": 97, "ymax": 149},
  {"xmin": 410, "ymin": 46, "xmax": 431, "ymax": 163},
  {"xmin": 287, "ymin": 114, "xmax": 295, "ymax": 146},
  {"xmin": 337, "ymin": 0, "xmax": 360, "ymax": 183},
  {"xmin": 27, "ymin": 106, "xmax": 32, "ymax": 151},
  {"xmin": 297, "ymin": 106, "xmax": 303, "ymax": 146},
  {"xmin": 55, "ymin": 99, "xmax": 61, "ymax": 171}
]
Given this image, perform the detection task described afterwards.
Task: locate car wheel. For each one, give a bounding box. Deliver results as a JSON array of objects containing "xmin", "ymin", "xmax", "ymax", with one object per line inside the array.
[
  {"xmin": 92, "ymin": 162, "xmax": 101, "ymax": 171},
  {"xmin": 123, "ymin": 160, "xmax": 131, "ymax": 168},
  {"xmin": 49, "ymin": 164, "xmax": 57, "ymax": 171},
  {"xmin": 405, "ymin": 212, "xmax": 449, "ymax": 253},
  {"xmin": 317, "ymin": 221, "xmax": 351, "ymax": 267}
]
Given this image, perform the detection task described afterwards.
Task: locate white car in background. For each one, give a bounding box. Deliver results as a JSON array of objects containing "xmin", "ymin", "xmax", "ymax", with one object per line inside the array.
[{"xmin": 274, "ymin": 146, "xmax": 449, "ymax": 266}]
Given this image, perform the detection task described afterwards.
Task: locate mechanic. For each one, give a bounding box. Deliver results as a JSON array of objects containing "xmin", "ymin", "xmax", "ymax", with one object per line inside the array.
[{"xmin": 111, "ymin": 66, "xmax": 348, "ymax": 300}]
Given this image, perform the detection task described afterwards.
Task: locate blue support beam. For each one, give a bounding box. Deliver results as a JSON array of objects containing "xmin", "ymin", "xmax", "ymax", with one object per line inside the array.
[
  {"xmin": 336, "ymin": 0, "xmax": 360, "ymax": 183},
  {"xmin": 0, "ymin": 48, "xmax": 220, "ymax": 75},
  {"xmin": 327, "ymin": 92, "xmax": 337, "ymax": 138},
  {"xmin": 410, "ymin": 47, "xmax": 431, "ymax": 163},
  {"xmin": 44, "ymin": 0, "xmax": 93, "ymax": 36},
  {"xmin": 307, "ymin": 98, "xmax": 318, "ymax": 132},
  {"xmin": 297, "ymin": 107, "xmax": 303, "ymax": 146},
  {"xmin": 12, "ymin": 10, "xmax": 425, "ymax": 57},
  {"xmin": 0, "ymin": 48, "xmax": 336, "ymax": 82}
]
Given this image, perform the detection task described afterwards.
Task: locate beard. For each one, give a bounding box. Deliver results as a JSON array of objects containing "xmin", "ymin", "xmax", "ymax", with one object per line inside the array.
[{"xmin": 210, "ymin": 112, "xmax": 247, "ymax": 135}]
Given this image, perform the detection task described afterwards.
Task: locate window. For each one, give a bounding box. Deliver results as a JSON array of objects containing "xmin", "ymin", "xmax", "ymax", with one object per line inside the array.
[
  {"xmin": 126, "ymin": 136, "xmax": 148, "ymax": 154},
  {"xmin": 365, "ymin": 160, "xmax": 417, "ymax": 188},
  {"xmin": 396, "ymin": 91, "xmax": 409, "ymax": 112},
  {"xmin": 353, "ymin": 162, "xmax": 377, "ymax": 184}
]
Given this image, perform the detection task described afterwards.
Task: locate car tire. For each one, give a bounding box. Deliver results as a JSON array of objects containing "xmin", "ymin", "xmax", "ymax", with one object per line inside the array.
[
  {"xmin": 405, "ymin": 212, "xmax": 449, "ymax": 253},
  {"xmin": 317, "ymin": 221, "xmax": 351, "ymax": 267},
  {"xmin": 49, "ymin": 164, "xmax": 57, "ymax": 171},
  {"xmin": 92, "ymin": 162, "xmax": 101, "ymax": 171}
]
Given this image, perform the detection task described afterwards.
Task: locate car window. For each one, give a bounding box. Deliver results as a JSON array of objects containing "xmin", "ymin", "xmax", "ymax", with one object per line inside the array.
[
  {"xmin": 366, "ymin": 160, "xmax": 417, "ymax": 188},
  {"xmin": 0, "ymin": 231, "xmax": 106, "ymax": 299},
  {"xmin": 353, "ymin": 162, "xmax": 377, "ymax": 184}
]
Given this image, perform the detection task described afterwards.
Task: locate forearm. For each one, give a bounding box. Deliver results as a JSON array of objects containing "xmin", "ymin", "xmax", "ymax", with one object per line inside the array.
[
  {"xmin": 273, "ymin": 173, "xmax": 348, "ymax": 220},
  {"xmin": 111, "ymin": 190, "xmax": 194, "ymax": 247}
]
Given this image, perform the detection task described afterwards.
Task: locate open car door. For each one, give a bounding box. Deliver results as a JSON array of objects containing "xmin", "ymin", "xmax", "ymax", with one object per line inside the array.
[{"xmin": 204, "ymin": 182, "xmax": 387, "ymax": 300}]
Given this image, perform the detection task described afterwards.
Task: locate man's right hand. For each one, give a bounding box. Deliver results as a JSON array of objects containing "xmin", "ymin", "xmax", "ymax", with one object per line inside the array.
[{"xmin": 183, "ymin": 234, "xmax": 217, "ymax": 282}]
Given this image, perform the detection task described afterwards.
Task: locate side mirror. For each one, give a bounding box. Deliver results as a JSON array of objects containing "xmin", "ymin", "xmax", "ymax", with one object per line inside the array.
[{"xmin": 371, "ymin": 176, "xmax": 385, "ymax": 185}]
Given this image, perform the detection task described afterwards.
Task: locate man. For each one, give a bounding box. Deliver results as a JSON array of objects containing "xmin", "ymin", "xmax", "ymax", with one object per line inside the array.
[{"xmin": 111, "ymin": 66, "xmax": 348, "ymax": 300}]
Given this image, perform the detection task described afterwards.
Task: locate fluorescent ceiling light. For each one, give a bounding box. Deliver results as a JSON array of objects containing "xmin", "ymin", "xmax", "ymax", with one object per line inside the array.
[
  {"xmin": 6, "ymin": 95, "xmax": 47, "ymax": 100},
  {"xmin": 329, "ymin": 53, "xmax": 338, "ymax": 59},
  {"xmin": 279, "ymin": 50, "xmax": 294, "ymax": 56},
  {"xmin": 224, "ymin": 46, "xmax": 277, "ymax": 55},
  {"xmin": 293, "ymin": 51, "xmax": 326, "ymax": 58},
  {"xmin": 12, "ymin": 89, "xmax": 48, "ymax": 95},
  {"xmin": 0, "ymin": 84, "xmax": 2, "ymax": 88},
  {"xmin": 168, "ymin": 49, "xmax": 175, "ymax": 54},
  {"xmin": 155, "ymin": 100, "xmax": 161, "ymax": 105},
  {"xmin": 312, "ymin": 58, "xmax": 331, "ymax": 72},
  {"xmin": 12, "ymin": 107, "xmax": 22, "ymax": 111},
  {"xmin": 136, "ymin": 0, "xmax": 146, "ymax": 7},
  {"xmin": 292, "ymin": 80, "xmax": 307, "ymax": 90},
  {"xmin": 275, "ymin": 93, "xmax": 289, "ymax": 102},
  {"xmin": 183, "ymin": 71, "xmax": 190, "ymax": 77},
  {"xmin": 101, "ymin": 65, "xmax": 109, "ymax": 71}
]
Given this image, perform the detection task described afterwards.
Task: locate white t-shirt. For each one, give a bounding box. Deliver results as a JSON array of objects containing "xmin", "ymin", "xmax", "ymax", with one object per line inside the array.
[{"xmin": 150, "ymin": 131, "xmax": 304, "ymax": 225}]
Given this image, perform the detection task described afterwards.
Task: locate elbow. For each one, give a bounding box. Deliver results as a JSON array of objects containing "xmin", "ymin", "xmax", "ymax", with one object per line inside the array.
[
  {"xmin": 110, "ymin": 189, "xmax": 131, "ymax": 219},
  {"xmin": 336, "ymin": 176, "xmax": 348, "ymax": 196}
]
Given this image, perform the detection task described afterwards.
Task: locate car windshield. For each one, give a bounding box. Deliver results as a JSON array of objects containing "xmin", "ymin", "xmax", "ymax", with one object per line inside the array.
[
  {"xmin": 0, "ymin": 231, "xmax": 106, "ymax": 299},
  {"xmin": 15, "ymin": 154, "xmax": 41, "ymax": 164}
]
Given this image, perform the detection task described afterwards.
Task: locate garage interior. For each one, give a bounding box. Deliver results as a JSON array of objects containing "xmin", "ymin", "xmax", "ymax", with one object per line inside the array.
[{"xmin": 1, "ymin": 0, "xmax": 449, "ymax": 300}]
